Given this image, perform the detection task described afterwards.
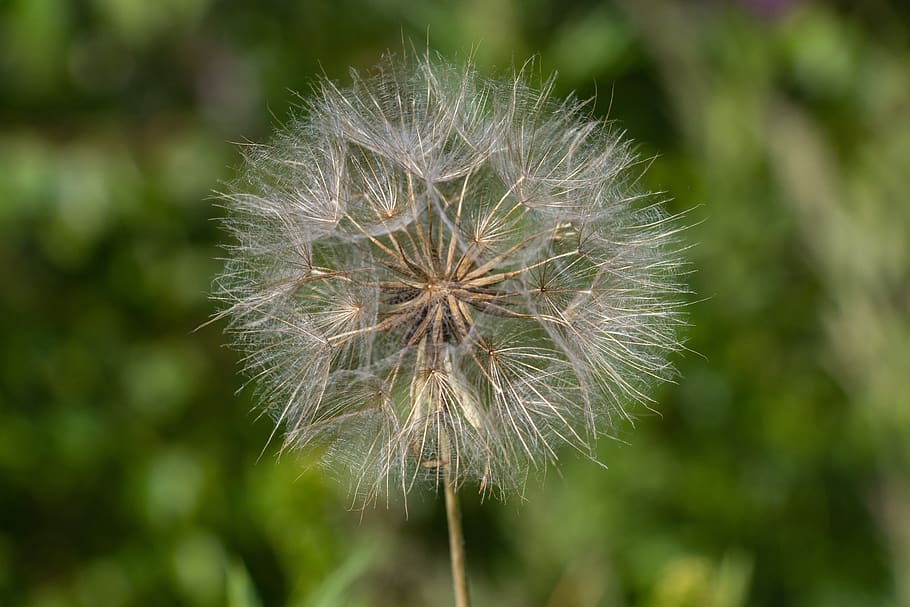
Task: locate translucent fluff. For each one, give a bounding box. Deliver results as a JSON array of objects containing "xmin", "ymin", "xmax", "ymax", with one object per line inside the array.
[{"xmin": 215, "ymin": 53, "xmax": 687, "ymax": 501}]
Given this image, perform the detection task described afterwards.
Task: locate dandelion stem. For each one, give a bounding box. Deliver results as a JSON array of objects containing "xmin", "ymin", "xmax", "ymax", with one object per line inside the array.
[{"xmin": 443, "ymin": 436, "xmax": 470, "ymax": 607}]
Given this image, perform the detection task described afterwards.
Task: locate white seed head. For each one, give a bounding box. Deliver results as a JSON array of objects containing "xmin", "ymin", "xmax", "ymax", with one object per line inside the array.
[{"xmin": 215, "ymin": 51, "xmax": 688, "ymax": 501}]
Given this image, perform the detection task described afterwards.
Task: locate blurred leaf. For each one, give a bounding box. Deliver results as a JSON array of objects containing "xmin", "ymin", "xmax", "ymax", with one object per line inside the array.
[
  {"xmin": 226, "ymin": 560, "xmax": 264, "ymax": 607},
  {"xmin": 297, "ymin": 541, "xmax": 377, "ymax": 607}
]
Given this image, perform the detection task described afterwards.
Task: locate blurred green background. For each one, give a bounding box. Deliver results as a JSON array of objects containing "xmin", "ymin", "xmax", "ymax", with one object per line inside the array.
[{"xmin": 2, "ymin": 0, "xmax": 909, "ymax": 605}]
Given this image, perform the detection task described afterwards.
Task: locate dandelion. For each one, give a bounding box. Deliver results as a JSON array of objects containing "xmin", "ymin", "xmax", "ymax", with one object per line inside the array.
[{"xmin": 214, "ymin": 50, "xmax": 687, "ymax": 606}]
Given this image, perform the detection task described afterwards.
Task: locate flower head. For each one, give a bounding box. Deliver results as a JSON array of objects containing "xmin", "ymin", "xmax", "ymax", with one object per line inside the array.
[{"xmin": 216, "ymin": 51, "xmax": 686, "ymax": 500}]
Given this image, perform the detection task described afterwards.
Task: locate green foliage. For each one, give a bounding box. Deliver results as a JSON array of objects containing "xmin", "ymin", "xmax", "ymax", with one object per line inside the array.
[{"xmin": 1, "ymin": 1, "xmax": 908, "ymax": 605}]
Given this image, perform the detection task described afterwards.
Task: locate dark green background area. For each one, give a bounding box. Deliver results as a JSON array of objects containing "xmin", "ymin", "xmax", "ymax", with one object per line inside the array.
[{"xmin": 2, "ymin": 1, "xmax": 909, "ymax": 605}]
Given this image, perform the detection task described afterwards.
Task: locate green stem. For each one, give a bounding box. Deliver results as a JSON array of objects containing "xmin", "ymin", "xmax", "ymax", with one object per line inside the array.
[{"xmin": 443, "ymin": 445, "xmax": 470, "ymax": 607}]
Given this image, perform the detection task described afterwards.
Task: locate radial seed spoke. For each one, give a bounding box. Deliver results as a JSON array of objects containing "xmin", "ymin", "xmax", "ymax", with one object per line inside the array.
[
  {"xmin": 456, "ymin": 228, "xmax": 555, "ymax": 281},
  {"xmin": 328, "ymin": 312, "xmax": 411, "ymax": 344},
  {"xmin": 444, "ymin": 169, "xmax": 472, "ymax": 275},
  {"xmin": 406, "ymin": 305, "xmax": 435, "ymax": 346},
  {"xmin": 431, "ymin": 303, "xmax": 446, "ymax": 345},
  {"xmin": 464, "ymin": 248, "xmax": 580, "ymax": 286},
  {"xmin": 406, "ymin": 172, "xmax": 435, "ymax": 270}
]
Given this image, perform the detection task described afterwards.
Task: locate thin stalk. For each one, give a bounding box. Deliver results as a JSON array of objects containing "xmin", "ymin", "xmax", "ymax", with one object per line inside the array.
[{"xmin": 444, "ymin": 463, "xmax": 470, "ymax": 607}]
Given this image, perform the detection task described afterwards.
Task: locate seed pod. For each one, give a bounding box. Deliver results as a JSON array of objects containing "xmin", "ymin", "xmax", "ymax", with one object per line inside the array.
[{"xmin": 214, "ymin": 51, "xmax": 688, "ymax": 501}]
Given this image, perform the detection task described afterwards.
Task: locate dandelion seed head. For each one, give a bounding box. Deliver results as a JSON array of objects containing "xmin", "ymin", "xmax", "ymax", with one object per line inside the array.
[{"xmin": 215, "ymin": 50, "xmax": 688, "ymax": 502}]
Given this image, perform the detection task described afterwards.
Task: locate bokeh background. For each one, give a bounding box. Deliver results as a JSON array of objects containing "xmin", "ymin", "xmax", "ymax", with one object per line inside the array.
[{"xmin": 2, "ymin": 0, "xmax": 909, "ymax": 605}]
